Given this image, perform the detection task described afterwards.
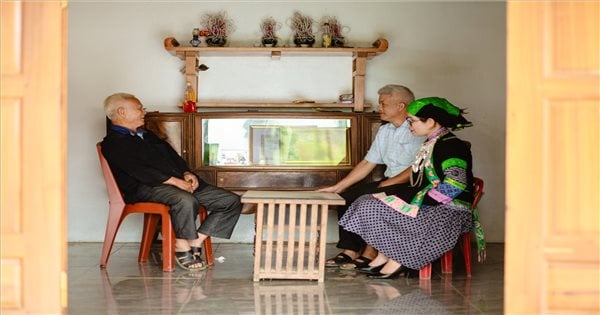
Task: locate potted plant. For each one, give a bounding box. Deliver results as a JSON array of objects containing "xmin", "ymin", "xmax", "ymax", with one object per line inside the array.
[
  {"xmin": 201, "ymin": 11, "xmax": 234, "ymax": 47},
  {"xmin": 321, "ymin": 16, "xmax": 347, "ymax": 48},
  {"xmin": 290, "ymin": 11, "xmax": 315, "ymax": 47},
  {"xmin": 260, "ymin": 17, "xmax": 281, "ymax": 47}
]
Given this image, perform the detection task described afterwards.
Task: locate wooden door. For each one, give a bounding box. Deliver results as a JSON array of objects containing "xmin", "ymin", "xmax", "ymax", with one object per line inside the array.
[
  {"xmin": 1, "ymin": 1, "xmax": 67, "ymax": 313},
  {"xmin": 144, "ymin": 112, "xmax": 193, "ymax": 163},
  {"xmin": 506, "ymin": 1, "xmax": 599, "ymax": 313}
]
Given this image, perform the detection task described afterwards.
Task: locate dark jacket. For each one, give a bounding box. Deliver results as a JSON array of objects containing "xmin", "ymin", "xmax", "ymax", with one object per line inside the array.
[{"xmin": 101, "ymin": 128, "xmax": 198, "ymax": 203}]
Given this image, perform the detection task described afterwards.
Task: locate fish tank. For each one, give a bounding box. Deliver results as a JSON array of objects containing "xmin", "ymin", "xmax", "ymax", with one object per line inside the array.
[{"xmin": 201, "ymin": 118, "xmax": 352, "ymax": 167}]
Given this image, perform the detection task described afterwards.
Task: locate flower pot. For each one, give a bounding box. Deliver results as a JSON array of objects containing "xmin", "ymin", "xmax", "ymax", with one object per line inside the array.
[
  {"xmin": 261, "ymin": 37, "xmax": 278, "ymax": 47},
  {"xmin": 331, "ymin": 36, "xmax": 345, "ymax": 48},
  {"xmin": 206, "ymin": 36, "xmax": 227, "ymax": 47},
  {"xmin": 293, "ymin": 36, "xmax": 315, "ymax": 47}
]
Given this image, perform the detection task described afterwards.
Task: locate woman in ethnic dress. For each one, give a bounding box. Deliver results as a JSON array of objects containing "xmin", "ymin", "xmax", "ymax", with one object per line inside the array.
[{"xmin": 338, "ymin": 97, "xmax": 474, "ymax": 279}]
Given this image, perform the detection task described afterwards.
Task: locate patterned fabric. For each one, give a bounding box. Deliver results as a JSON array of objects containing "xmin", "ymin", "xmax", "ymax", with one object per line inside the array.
[
  {"xmin": 364, "ymin": 121, "xmax": 424, "ymax": 178},
  {"xmin": 339, "ymin": 195, "xmax": 472, "ymax": 270},
  {"xmin": 472, "ymin": 206, "xmax": 487, "ymax": 260},
  {"xmin": 434, "ymin": 166, "xmax": 468, "ymax": 199},
  {"xmin": 339, "ymin": 131, "xmax": 475, "ymax": 269}
]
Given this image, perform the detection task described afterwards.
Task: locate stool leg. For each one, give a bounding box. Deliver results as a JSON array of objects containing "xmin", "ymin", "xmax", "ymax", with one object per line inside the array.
[
  {"xmin": 100, "ymin": 205, "xmax": 125, "ymax": 269},
  {"xmin": 139, "ymin": 214, "xmax": 159, "ymax": 263},
  {"xmin": 420, "ymin": 263, "xmax": 432, "ymax": 280},
  {"xmin": 198, "ymin": 206, "xmax": 214, "ymax": 266},
  {"xmin": 462, "ymin": 233, "xmax": 472, "ymax": 277},
  {"xmin": 441, "ymin": 250, "xmax": 453, "ymax": 274},
  {"xmin": 160, "ymin": 214, "xmax": 175, "ymax": 272}
]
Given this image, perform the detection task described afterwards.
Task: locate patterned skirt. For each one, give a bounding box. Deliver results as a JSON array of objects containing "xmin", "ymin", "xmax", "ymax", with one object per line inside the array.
[{"xmin": 338, "ymin": 194, "xmax": 473, "ymax": 270}]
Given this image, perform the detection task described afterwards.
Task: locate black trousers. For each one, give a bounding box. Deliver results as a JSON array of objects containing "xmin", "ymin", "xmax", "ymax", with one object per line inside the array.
[
  {"xmin": 336, "ymin": 180, "xmax": 407, "ymax": 252},
  {"xmin": 134, "ymin": 183, "xmax": 242, "ymax": 240}
]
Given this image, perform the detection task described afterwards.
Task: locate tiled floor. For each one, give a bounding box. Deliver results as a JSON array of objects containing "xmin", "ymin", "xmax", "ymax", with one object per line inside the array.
[{"xmin": 68, "ymin": 243, "xmax": 504, "ymax": 314}]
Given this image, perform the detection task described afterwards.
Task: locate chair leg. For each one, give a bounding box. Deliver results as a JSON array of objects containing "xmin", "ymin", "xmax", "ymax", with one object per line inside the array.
[
  {"xmin": 441, "ymin": 250, "xmax": 453, "ymax": 274},
  {"xmin": 462, "ymin": 233, "xmax": 472, "ymax": 277},
  {"xmin": 160, "ymin": 214, "xmax": 175, "ymax": 272},
  {"xmin": 100, "ymin": 204, "xmax": 125, "ymax": 269},
  {"xmin": 139, "ymin": 213, "xmax": 160, "ymax": 263},
  {"xmin": 420, "ymin": 263, "xmax": 432, "ymax": 280},
  {"xmin": 198, "ymin": 206, "xmax": 215, "ymax": 266}
]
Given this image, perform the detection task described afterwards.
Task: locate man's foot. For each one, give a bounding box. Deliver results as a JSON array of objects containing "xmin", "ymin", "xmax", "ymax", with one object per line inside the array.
[{"xmin": 175, "ymin": 250, "xmax": 207, "ymax": 271}]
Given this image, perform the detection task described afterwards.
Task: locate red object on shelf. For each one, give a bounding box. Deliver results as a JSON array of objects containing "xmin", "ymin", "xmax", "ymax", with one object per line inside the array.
[{"xmin": 183, "ymin": 100, "xmax": 196, "ymax": 112}]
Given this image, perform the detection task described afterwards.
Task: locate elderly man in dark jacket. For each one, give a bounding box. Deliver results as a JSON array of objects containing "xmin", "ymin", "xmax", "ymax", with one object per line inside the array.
[{"xmin": 101, "ymin": 92, "xmax": 242, "ymax": 271}]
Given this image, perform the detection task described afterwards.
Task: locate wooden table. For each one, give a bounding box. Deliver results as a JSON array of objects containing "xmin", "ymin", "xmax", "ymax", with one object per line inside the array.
[{"xmin": 241, "ymin": 190, "xmax": 345, "ymax": 282}]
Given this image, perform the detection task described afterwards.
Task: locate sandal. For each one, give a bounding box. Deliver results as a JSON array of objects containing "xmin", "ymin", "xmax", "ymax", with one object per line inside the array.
[
  {"xmin": 175, "ymin": 250, "xmax": 207, "ymax": 271},
  {"xmin": 191, "ymin": 246, "xmax": 202, "ymax": 260},
  {"xmin": 339, "ymin": 256, "xmax": 373, "ymax": 270},
  {"xmin": 190, "ymin": 246, "xmax": 207, "ymax": 267},
  {"xmin": 325, "ymin": 252, "xmax": 353, "ymax": 268}
]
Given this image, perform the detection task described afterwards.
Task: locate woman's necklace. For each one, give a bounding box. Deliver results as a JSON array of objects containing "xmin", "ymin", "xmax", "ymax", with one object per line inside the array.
[{"xmin": 410, "ymin": 127, "xmax": 449, "ymax": 187}]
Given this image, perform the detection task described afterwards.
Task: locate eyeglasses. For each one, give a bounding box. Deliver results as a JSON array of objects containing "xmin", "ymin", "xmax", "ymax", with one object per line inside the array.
[{"xmin": 406, "ymin": 117, "xmax": 420, "ymax": 125}]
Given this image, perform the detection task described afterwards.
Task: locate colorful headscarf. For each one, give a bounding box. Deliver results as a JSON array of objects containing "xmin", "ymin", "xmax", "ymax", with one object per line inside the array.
[{"xmin": 407, "ymin": 97, "xmax": 473, "ymax": 130}]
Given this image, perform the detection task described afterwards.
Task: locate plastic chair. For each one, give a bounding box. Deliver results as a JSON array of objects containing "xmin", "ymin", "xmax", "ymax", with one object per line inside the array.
[
  {"xmin": 419, "ymin": 177, "xmax": 484, "ymax": 279},
  {"xmin": 97, "ymin": 143, "xmax": 213, "ymax": 272}
]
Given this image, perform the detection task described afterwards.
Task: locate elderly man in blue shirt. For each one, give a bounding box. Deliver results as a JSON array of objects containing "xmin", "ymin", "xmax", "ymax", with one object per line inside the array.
[{"xmin": 319, "ymin": 84, "xmax": 424, "ymax": 270}]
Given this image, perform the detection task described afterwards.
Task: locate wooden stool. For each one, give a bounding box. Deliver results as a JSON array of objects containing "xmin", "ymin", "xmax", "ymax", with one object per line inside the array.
[{"xmin": 241, "ymin": 191, "xmax": 344, "ymax": 282}]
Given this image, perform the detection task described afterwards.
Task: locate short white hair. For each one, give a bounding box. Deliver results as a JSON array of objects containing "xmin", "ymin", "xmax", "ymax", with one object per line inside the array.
[
  {"xmin": 103, "ymin": 92, "xmax": 138, "ymax": 120},
  {"xmin": 377, "ymin": 84, "xmax": 415, "ymax": 104}
]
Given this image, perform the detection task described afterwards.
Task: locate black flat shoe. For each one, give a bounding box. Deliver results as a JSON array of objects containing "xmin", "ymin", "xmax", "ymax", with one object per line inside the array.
[
  {"xmin": 367, "ymin": 266, "xmax": 407, "ymax": 279},
  {"xmin": 356, "ymin": 263, "xmax": 385, "ymax": 275},
  {"xmin": 325, "ymin": 252, "xmax": 353, "ymax": 268},
  {"xmin": 339, "ymin": 256, "xmax": 373, "ymax": 270}
]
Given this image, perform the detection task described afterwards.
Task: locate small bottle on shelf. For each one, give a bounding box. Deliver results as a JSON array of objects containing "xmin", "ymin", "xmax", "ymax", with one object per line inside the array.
[{"xmin": 183, "ymin": 81, "xmax": 197, "ymax": 112}]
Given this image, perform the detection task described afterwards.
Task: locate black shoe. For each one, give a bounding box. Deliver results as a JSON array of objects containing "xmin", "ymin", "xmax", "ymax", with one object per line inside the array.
[
  {"xmin": 325, "ymin": 252, "xmax": 354, "ymax": 268},
  {"xmin": 367, "ymin": 266, "xmax": 407, "ymax": 279},
  {"xmin": 356, "ymin": 263, "xmax": 385, "ymax": 275}
]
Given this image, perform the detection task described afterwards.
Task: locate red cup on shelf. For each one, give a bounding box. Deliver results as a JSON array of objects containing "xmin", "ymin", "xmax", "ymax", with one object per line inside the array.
[{"xmin": 183, "ymin": 100, "xmax": 197, "ymax": 112}]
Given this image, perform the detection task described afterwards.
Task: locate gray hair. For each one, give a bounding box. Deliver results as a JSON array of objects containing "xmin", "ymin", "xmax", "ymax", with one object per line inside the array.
[
  {"xmin": 377, "ymin": 84, "xmax": 415, "ymax": 104},
  {"xmin": 104, "ymin": 92, "xmax": 138, "ymax": 120}
]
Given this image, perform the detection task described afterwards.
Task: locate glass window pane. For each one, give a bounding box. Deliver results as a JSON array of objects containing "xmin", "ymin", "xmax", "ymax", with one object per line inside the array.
[{"xmin": 202, "ymin": 118, "xmax": 351, "ymax": 167}]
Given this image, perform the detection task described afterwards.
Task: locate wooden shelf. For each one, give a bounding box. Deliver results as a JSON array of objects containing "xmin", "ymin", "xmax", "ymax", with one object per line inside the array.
[
  {"xmin": 195, "ymin": 102, "xmax": 371, "ymax": 109},
  {"xmin": 163, "ymin": 37, "xmax": 388, "ymax": 59},
  {"xmin": 163, "ymin": 36, "xmax": 388, "ymax": 112}
]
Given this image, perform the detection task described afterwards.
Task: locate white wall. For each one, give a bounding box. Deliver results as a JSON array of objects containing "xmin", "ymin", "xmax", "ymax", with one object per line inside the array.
[{"xmin": 69, "ymin": 1, "xmax": 506, "ymax": 243}]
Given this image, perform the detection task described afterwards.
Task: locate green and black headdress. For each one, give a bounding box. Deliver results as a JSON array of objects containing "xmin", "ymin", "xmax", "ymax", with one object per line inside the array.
[{"xmin": 407, "ymin": 97, "xmax": 473, "ymax": 130}]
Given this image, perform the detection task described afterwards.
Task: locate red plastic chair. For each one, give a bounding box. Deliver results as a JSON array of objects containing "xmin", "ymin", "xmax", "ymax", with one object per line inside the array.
[
  {"xmin": 419, "ymin": 177, "xmax": 484, "ymax": 279},
  {"xmin": 97, "ymin": 143, "xmax": 213, "ymax": 272}
]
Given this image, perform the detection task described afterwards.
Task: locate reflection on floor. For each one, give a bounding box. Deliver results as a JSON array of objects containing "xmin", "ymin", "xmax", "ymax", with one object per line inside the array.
[{"xmin": 68, "ymin": 243, "xmax": 504, "ymax": 314}]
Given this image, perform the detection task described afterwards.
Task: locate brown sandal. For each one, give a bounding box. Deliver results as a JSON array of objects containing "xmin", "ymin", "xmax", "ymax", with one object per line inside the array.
[{"xmin": 175, "ymin": 250, "xmax": 207, "ymax": 271}]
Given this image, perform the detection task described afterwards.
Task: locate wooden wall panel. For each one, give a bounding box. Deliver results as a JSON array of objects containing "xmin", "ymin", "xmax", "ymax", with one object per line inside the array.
[{"xmin": 0, "ymin": 99, "xmax": 22, "ymax": 234}]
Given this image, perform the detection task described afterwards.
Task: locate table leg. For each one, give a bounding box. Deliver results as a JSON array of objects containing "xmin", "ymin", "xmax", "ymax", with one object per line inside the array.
[
  {"xmin": 253, "ymin": 202, "xmax": 264, "ymax": 282},
  {"xmin": 318, "ymin": 205, "xmax": 329, "ymax": 282}
]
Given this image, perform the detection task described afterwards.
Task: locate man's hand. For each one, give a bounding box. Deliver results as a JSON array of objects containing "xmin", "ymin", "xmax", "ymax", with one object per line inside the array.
[
  {"xmin": 164, "ymin": 176, "xmax": 194, "ymax": 193},
  {"xmin": 316, "ymin": 184, "xmax": 342, "ymax": 193},
  {"xmin": 183, "ymin": 171, "xmax": 200, "ymax": 191}
]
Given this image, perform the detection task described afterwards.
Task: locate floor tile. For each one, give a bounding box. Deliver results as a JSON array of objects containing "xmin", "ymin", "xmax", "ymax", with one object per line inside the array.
[{"xmin": 68, "ymin": 243, "xmax": 504, "ymax": 314}]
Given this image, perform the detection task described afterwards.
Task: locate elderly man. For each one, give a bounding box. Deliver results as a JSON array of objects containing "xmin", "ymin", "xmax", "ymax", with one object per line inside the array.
[
  {"xmin": 319, "ymin": 84, "xmax": 424, "ymax": 270},
  {"xmin": 101, "ymin": 92, "xmax": 242, "ymax": 271}
]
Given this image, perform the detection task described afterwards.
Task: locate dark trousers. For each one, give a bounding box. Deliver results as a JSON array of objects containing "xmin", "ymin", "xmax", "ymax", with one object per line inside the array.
[
  {"xmin": 134, "ymin": 183, "xmax": 242, "ymax": 240},
  {"xmin": 336, "ymin": 180, "xmax": 407, "ymax": 252}
]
